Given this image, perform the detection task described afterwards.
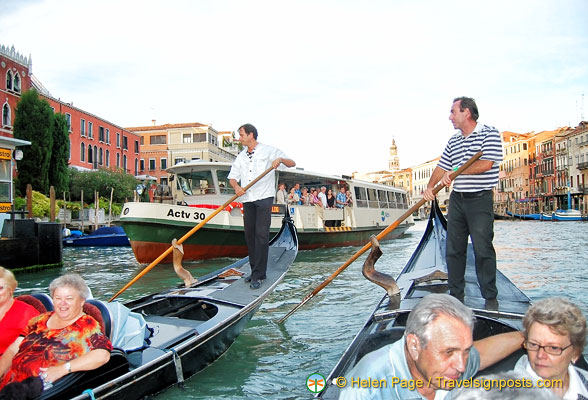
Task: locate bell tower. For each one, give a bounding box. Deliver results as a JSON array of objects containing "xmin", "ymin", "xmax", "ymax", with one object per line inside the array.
[{"xmin": 388, "ymin": 138, "xmax": 400, "ymax": 172}]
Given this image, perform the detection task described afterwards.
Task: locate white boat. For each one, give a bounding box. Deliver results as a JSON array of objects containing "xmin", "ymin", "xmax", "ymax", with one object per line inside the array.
[{"xmin": 120, "ymin": 161, "xmax": 414, "ymax": 263}]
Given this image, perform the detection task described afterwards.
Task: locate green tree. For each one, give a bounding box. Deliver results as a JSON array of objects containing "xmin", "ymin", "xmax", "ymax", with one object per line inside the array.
[
  {"xmin": 49, "ymin": 113, "xmax": 70, "ymax": 194},
  {"xmin": 13, "ymin": 89, "xmax": 53, "ymax": 195},
  {"xmin": 68, "ymin": 168, "xmax": 138, "ymax": 203}
]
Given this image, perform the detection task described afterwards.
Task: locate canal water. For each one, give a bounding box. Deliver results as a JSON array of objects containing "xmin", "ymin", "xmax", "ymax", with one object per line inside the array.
[{"xmin": 13, "ymin": 219, "xmax": 588, "ymax": 399}]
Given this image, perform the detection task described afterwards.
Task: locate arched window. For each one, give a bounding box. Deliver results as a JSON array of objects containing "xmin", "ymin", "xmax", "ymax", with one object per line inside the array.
[
  {"xmin": 99, "ymin": 148, "xmax": 103, "ymax": 166},
  {"xmin": 80, "ymin": 143, "xmax": 85, "ymax": 162},
  {"xmin": 13, "ymin": 74, "xmax": 21, "ymax": 93},
  {"xmin": 2, "ymin": 102, "xmax": 10, "ymax": 127},
  {"xmin": 6, "ymin": 70, "xmax": 13, "ymax": 90},
  {"xmin": 116, "ymin": 153, "xmax": 120, "ymax": 168},
  {"xmin": 123, "ymin": 155, "xmax": 127, "ymax": 172},
  {"xmin": 134, "ymin": 158, "xmax": 138, "ymax": 175},
  {"xmin": 88, "ymin": 145, "xmax": 93, "ymax": 164},
  {"xmin": 105, "ymin": 150, "xmax": 110, "ymax": 167}
]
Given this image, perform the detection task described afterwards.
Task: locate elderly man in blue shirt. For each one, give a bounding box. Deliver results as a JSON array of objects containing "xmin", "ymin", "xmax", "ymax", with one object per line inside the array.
[{"xmin": 340, "ymin": 294, "xmax": 524, "ymax": 400}]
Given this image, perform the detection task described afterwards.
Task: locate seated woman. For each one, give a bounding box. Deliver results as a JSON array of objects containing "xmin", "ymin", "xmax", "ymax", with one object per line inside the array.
[
  {"xmin": 0, "ymin": 273, "xmax": 111, "ymax": 391},
  {"xmin": 515, "ymin": 297, "xmax": 588, "ymax": 398},
  {"xmin": 0, "ymin": 267, "xmax": 40, "ymax": 355}
]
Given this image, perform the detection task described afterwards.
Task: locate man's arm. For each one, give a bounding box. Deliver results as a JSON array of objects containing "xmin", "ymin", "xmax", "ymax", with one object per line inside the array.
[
  {"xmin": 423, "ymin": 166, "xmax": 448, "ymax": 201},
  {"xmin": 461, "ymin": 160, "xmax": 493, "ymax": 175},
  {"xmin": 474, "ymin": 331, "xmax": 524, "ymax": 370},
  {"xmin": 272, "ymin": 157, "xmax": 295, "ymax": 169},
  {"xmin": 229, "ymin": 178, "xmax": 245, "ymax": 197}
]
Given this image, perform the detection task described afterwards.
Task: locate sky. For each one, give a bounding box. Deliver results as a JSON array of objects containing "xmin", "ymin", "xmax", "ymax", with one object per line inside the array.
[{"xmin": 1, "ymin": 0, "xmax": 587, "ymax": 176}]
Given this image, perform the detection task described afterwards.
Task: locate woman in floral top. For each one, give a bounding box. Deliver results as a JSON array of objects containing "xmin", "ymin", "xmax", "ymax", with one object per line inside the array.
[{"xmin": 0, "ymin": 274, "xmax": 111, "ymax": 390}]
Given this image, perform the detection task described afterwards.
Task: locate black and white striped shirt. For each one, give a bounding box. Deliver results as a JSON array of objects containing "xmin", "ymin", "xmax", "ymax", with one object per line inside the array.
[{"xmin": 437, "ymin": 123, "xmax": 503, "ymax": 192}]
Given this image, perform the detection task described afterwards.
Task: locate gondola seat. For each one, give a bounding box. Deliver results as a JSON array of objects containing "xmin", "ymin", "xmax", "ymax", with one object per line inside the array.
[
  {"xmin": 83, "ymin": 299, "xmax": 113, "ymax": 339},
  {"xmin": 15, "ymin": 294, "xmax": 50, "ymax": 314},
  {"xmin": 354, "ymin": 326, "xmax": 405, "ymax": 365}
]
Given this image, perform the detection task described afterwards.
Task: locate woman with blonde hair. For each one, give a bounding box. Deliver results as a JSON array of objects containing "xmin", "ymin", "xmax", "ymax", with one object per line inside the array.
[{"xmin": 0, "ymin": 267, "xmax": 39, "ymax": 355}]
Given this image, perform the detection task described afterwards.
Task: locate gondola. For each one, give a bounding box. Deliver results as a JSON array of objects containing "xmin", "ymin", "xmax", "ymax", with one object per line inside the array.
[
  {"xmin": 36, "ymin": 214, "xmax": 297, "ymax": 399},
  {"xmin": 319, "ymin": 200, "xmax": 575, "ymax": 398},
  {"xmin": 63, "ymin": 226, "xmax": 130, "ymax": 247}
]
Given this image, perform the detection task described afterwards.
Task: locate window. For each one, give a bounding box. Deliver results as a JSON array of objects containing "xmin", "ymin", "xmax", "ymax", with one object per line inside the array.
[
  {"xmin": 99, "ymin": 148, "xmax": 103, "ymax": 166},
  {"xmin": 123, "ymin": 154, "xmax": 127, "ymax": 171},
  {"xmin": 378, "ymin": 190, "xmax": 388, "ymax": 208},
  {"xmin": 13, "ymin": 74, "xmax": 21, "ymax": 93},
  {"xmin": 106, "ymin": 129, "xmax": 110, "ymax": 144},
  {"xmin": 116, "ymin": 132, "xmax": 120, "ymax": 148},
  {"xmin": 140, "ymin": 159, "xmax": 145, "ymax": 171},
  {"xmin": 2, "ymin": 103, "xmax": 10, "ymax": 127},
  {"xmin": 182, "ymin": 133, "xmax": 192, "ymax": 143},
  {"xmin": 175, "ymin": 158, "xmax": 186, "ymax": 165},
  {"xmin": 99, "ymin": 126, "xmax": 105, "ymax": 142},
  {"xmin": 123, "ymin": 136, "xmax": 128, "ymax": 150},
  {"xmin": 134, "ymin": 158, "xmax": 138, "ymax": 176},
  {"xmin": 366, "ymin": 188, "xmax": 378, "ymax": 208},
  {"xmin": 105, "ymin": 150, "xmax": 110, "ymax": 167},
  {"xmin": 88, "ymin": 145, "xmax": 93, "ymax": 164},
  {"xmin": 0, "ymin": 158, "xmax": 11, "ymax": 203},
  {"xmin": 160, "ymin": 158, "xmax": 167, "ymax": 170},
  {"xmin": 134, "ymin": 140, "xmax": 139, "ymax": 154},
  {"xmin": 80, "ymin": 119, "xmax": 86, "ymax": 137},
  {"xmin": 140, "ymin": 136, "xmax": 144, "ymax": 145},
  {"xmin": 149, "ymin": 158, "xmax": 156, "ymax": 171},
  {"xmin": 150, "ymin": 135, "xmax": 166, "ymax": 145},
  {"xmin": 65, "ymin": 113, "xmax": 71, "ymax": 132},
  {"xmin": 6, "ymin": 70, "xmax": 13, "ymax": 90},
  {"xmin": 176, "ymin": 170, "xmax": 215, "ymax": 196},
  {"xmin": 116, "ymin": 153, "xmax": 120, "ymax": 168},
  {"xmin": 216, "ymin": 170, "xmax": 235, "ymax": 195},
  {"xmin": 88, "ymin": 122, "xmax": 93, "ymax": 138},
  {"xmin": 80, "ymin": 143, "xmax": 85, "ymax": 162},
  {"xmin": 354, "ymin": 187, "xmax": 368, "ymax": 207}
]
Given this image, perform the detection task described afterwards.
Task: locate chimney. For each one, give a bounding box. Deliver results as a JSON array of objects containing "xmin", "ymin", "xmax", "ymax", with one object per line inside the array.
[{"xmin": 152, "ymin": 119, "xmax": 156, "ymax": 126}]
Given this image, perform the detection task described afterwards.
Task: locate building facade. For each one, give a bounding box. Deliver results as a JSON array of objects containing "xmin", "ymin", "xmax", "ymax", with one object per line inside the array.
[
  {"xmin": 127, "ymin": 122, "xmax": 237, "ymax": 186},
  {"xmin": 1, "ymin": 44, "xmax": 141, "ymax": 177}
]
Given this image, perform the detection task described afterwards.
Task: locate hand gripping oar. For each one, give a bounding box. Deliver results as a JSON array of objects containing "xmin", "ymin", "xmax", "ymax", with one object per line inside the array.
[
  {"xmin": 277, "ymin": 151, "xmax": 483, "ymax": 323},
  {"xmin": 109, "ymin": 166, "xmax": 275, "ymax": 302}
]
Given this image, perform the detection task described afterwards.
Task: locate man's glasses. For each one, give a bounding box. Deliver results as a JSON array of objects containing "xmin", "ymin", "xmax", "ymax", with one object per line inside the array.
[{"xmin": 524, "ymin": 340, "xmax": 573, "ymax": 356}]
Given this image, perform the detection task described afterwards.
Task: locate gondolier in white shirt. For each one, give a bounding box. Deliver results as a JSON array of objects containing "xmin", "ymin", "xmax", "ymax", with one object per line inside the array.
[
  {"xmin": 228, "ymin": 124, "xmax": 296, "ymax": 290},
  {"xmin": 423, "ymin": 97, "xmax": 503, "ymax": 306}
]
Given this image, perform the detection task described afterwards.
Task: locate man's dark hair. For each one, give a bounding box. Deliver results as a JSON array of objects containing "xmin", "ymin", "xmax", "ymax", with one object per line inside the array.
[
  {"xmin": 239, "ymin": 123, "xmax": 258, "ymax": 140},
  {"xmin": 453, "ymin": 97, "xmax": 479, "ymax": 122}
]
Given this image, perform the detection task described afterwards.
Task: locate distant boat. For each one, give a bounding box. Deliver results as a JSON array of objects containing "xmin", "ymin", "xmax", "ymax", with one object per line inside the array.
[
  {"xmin": 63, "ymin": 226, "xmax": 130, "ymax": 247},
  {"xmin": 505, "ymin": 211, "xmax": 542, "ymax": 220},
  {"xmin": 552, "ymin": 209, "xmax": 587, "ymax": 221}
]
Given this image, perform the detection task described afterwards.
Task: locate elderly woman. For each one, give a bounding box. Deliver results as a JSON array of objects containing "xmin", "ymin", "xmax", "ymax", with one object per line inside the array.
[
  {"xmin": 0, "ymin": 267, "xmax": 39, "ymax": 355},
  {"xmin": 0, "ymin": 273, "xmax": 111, "ymax": 390},
  {"xmin": 515, "ymin": 297, "xmax": 588, "ymax": 398}
]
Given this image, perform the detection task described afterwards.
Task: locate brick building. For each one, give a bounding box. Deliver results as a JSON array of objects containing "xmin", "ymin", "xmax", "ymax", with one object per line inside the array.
[{"xmin": 1, "ymin": 44, "xmax": 140, "ymax": 175}]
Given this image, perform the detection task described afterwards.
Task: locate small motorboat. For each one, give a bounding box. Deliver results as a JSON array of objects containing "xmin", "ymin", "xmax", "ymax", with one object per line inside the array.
[{"xmin": 63, "ymin": 226, "xmax": 130, "ymax": 247}]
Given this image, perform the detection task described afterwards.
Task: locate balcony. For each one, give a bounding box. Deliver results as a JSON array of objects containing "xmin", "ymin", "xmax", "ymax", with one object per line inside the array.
[{"xmin": 578, "ymin": 162, "xmax": 588, "ymax": 170}]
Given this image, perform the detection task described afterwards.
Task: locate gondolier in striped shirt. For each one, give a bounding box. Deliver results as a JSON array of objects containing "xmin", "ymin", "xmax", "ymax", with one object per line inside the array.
[
  {"xmin": 423, "ymin": 97, "xmax": 503, "ymax": 305},
  {"xmin": 228, "ymin": 124, "xmax": 296, "ymax": 290}
]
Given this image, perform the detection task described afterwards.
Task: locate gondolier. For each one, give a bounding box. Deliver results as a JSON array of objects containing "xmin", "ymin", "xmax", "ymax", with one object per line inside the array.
[
  {"xmin": 423, "ymin": 97, "xmax": 503, "ymax": 304},
  {"xmin": 229, "ymin": 123, "xmax": 296, "ymax": 289}
]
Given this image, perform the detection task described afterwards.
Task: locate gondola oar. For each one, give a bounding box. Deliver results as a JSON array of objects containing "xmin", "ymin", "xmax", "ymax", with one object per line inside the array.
[
  {"xmin": 277, "ymin": 151, "xmax": 483, "ymax": 323},
  {"xmin": 109, "ymin": 165, "xmax": 275, "ymax": 302}
]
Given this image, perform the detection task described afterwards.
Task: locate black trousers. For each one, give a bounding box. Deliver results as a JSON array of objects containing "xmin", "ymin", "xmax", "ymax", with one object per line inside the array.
[
  {"xmin": 446, "ymin": 190, "xmax": 498, "ymax": 300},
  {"xmin": 243, "ymin": 197, "xmax": 273, "ymax": 281}
]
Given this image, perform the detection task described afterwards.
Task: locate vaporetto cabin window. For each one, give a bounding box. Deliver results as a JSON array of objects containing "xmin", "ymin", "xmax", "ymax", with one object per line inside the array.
[
  {"xmin": 366, "ymin": 188, "xmax": 378, "ymax": 208},
  {"xmin": 176, "ymin": 170, "xmax": 215, "ymax": 196},
  {"xmin": 354, "ymin": 187, "xmax": 368, "ymax": 207}
]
